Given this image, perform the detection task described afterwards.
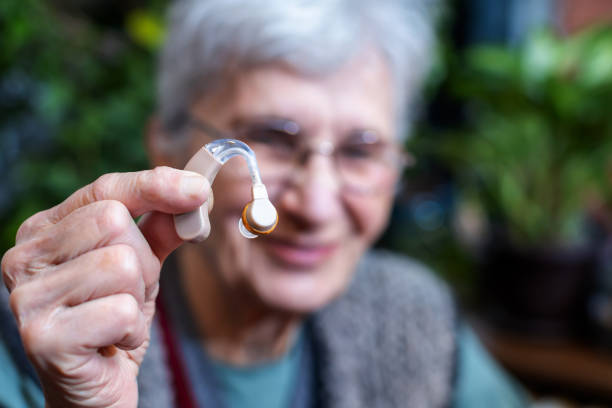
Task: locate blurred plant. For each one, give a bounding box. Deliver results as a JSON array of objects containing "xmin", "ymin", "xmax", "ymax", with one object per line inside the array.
[
  {"xmin": 413, "ymin": 25, "xmax": 612, "ymax": 247},
  {"xmin": 0, "ymin": 0, "xmax": 167, "ymax": 254}
]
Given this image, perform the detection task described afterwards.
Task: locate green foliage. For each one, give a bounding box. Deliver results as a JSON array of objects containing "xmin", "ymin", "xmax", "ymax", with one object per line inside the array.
[
  {"xmin": 0, "ymin": 0, "xmax": 166, "ymax": 254},
  {"xmin": 413, "ymin": 26, "xmax": 612, "ymax": 246}
]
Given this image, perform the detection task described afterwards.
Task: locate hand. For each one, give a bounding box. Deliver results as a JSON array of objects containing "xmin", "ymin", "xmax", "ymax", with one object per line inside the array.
[{"xmin": 1, "ymin": 166, "xmax": 210, "ymax": 408}]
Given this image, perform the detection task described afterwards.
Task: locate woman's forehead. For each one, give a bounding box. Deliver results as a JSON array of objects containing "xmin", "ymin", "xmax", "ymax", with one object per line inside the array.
[{"xmin": 192, "ymin": 52, "xmax": 396, "ymax": 140}]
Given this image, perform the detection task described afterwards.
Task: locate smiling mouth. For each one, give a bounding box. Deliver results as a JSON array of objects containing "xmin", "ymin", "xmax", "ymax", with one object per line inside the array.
[{"xmin": 262, "ymin": 238, "xmax": 339, "ymax": 269}]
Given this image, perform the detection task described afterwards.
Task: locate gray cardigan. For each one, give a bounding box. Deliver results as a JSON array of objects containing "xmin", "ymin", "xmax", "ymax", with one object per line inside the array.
[
  {"xmin": 0, "ymin": 250, "xmax": 457, "ymax": 407},
  {"xmin": 138, "ymin": 250, "xmax": 458, "ymax": 408}
]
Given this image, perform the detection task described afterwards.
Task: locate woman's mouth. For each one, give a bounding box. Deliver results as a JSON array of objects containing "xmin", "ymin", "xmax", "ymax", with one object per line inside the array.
[{"xmin": 262, "ymin": 238, "xmax": 339, "ymax": 269}]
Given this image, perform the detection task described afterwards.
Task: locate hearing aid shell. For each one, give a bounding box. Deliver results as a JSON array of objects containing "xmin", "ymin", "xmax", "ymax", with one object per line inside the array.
[
  {"xmin": 174, "ymin": 147, "xmax": 222, "ymax": 242},
  {"xmin": 173, "ymin": 141, "xmax": 278, "ymax": 242}
]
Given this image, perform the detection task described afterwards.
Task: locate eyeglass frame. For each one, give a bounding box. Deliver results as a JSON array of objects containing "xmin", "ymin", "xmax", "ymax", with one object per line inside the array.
[{"xmin": 186, "ymin": 115, "xmax": 413, "ymax": 195}]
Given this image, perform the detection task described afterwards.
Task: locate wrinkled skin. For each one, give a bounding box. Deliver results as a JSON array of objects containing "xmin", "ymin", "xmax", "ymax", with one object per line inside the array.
[{"xmin": 1, "ymin": 167, "xmax": 210, "ymax": 407}]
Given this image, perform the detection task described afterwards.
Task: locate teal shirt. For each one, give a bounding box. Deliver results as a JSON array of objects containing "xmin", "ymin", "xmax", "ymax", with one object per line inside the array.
[
  {"xmin": 452, "ymin": 324, "xmax": 529, "ymax": 408},
  {"xmin": 0, "ymin": 323, "xmax": 528, "ymax": 408},
  {"xmin": 207, "ymin": 329, "xmax": 304, "ymax": 408},
  {"xmin": 203, "ymin": 323, "xmax": 529, "ymax": 408},
  {"xmin": 0, "ymin": 335, "xmax": 44, "ymax": 408}
]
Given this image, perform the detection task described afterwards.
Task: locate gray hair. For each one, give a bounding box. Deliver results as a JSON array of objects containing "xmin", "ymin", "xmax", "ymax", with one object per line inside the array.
[{"xmin": 158, "ymin": 0, "xmax": 439, "ymax": 139}]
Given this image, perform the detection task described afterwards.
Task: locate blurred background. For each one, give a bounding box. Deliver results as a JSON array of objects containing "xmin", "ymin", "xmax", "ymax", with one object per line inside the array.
[{"xmin": 2, "ymin": 0, "xmax": 612, "ymax": 406}]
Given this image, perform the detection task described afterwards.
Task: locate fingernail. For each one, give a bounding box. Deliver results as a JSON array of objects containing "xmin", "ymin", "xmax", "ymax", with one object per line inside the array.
[{"xmin": 180, "ymin": 173, "xmax": 207, "ymax": 198}]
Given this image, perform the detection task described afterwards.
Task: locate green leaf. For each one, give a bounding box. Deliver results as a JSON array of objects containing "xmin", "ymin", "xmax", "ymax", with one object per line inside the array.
[{"xmin": 126, "ymin": 10, "xmax": 165, "ymax": 50}]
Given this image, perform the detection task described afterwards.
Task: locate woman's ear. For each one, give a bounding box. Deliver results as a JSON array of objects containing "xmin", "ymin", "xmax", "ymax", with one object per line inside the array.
[{"xmin": 145, "ymin": 115, "xmax": 183, "ymax": 168}]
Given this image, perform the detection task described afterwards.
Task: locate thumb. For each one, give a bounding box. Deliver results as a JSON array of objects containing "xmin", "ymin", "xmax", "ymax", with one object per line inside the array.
[{"xmin": 138, "ymin": 211, "xmax": 184, "ymax": 262}]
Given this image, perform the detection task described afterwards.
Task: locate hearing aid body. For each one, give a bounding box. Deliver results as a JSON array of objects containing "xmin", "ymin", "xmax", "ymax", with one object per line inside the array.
[
  {"xmin": 174, "ymin": 139, "xmax": 278, "ymax": 242},
  {"xmin": 174, "ymin": 147, "xmax": 221, "ymax": 242}
]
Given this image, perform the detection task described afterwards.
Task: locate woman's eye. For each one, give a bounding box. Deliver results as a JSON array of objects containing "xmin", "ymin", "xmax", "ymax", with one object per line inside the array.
[
  {"xmin": 339, "ymin": 143, "xmax": 378, "ymax": 160},
  {"xmin": 244, "ymin": 129, "xmax": 297, "ymax": 153}
]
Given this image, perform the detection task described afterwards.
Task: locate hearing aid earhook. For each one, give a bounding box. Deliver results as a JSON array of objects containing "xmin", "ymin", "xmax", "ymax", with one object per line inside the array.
[{"xmin": 173, "ymin": 139, "xmax": 278, "ymax": 242}]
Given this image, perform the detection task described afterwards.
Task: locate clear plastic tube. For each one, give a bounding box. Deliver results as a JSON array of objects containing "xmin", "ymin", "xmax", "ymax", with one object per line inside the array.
[
  {"xmin": 204, "ymin": 138, "xmax": 275, "ymax": 239},
  {"xmin": 205, "ymin": 139, "xmax": 263, "ymax": 185}
]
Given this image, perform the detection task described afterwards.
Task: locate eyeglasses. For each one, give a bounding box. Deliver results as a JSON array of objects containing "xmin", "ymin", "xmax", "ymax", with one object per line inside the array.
[{"xmin": 188, "ymin": 116, "xmax": 410, "ymax": 195}]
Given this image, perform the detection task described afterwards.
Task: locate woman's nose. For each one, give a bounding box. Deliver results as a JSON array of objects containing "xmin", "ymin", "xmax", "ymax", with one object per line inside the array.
[{"xmin": 276, "ymin": 154, "xmax": 343, "ymax": 227}]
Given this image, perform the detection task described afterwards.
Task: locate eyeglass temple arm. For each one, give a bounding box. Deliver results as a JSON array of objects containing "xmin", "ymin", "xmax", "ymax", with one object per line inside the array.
[{"xmin": 189, "ymin": 118, "xmax": 227, "ymax": 139}]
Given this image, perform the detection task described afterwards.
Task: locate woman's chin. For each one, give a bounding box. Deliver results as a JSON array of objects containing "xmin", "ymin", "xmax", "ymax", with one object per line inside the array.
[
  {"xmin": 251, "ymin": 261, "xmax": 348, "ymax": 314},
  {"xmin": 261, "ymin": 289, "xmax": 334, "ymax": 314}
]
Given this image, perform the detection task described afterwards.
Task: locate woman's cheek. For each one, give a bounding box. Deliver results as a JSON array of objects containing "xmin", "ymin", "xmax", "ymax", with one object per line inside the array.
[
  {"xmin": 346, "ymin": 193, "xmax": 394, "ymax": 243},
  {"xmin": 208, "ymin": 215, "xmax": 253, "ymax": 282}
]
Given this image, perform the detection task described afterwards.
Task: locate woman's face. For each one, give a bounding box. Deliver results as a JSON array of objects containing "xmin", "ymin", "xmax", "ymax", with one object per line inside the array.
[{"xmin": 183, "ymin": 52, "xmax": 400, "ymax": 313}]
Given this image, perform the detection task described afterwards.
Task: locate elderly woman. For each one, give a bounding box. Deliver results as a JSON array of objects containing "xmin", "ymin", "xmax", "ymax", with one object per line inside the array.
[{"xmin": 1, "ymin": 0, "xmax": 528, "ymax": 407}]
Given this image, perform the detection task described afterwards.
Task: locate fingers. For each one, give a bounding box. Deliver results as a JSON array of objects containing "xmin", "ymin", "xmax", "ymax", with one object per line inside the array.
[
  {"xmin": 62, "ymin": 294, "xmax": 148, "ymax": 352},
  {"xmin": 4, "ymin": 166, "xmax": 211, "ymax": 295},
  {"xmin": 9, "ymin": 245, "xmax": 146, "ymax": 322},
  {"xmin": 4, "ymin": 201, "xmax": 160, "ymax": 295},
  {"xmin": 23, "ymin": 293, "xmax": 148, "ymax": 365},
  {"xmin": 0, "ymin": 167, "xmax": 198, "ymax": 407},
  {"xmin": 15, "ymin": 166, "xmax": 210, "ymax": 244},
  {"xmin": 137, "ymin": 211, "xmax": 183, "ymax": 262}
]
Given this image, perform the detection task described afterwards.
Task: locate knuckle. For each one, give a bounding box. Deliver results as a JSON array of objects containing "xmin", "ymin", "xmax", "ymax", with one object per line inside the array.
[
  {"xmin": 2, "ymin": 247, "xmax": 25, "ymax": 291},
  {"xmin": 15, "ymin": 220, "xmax": 33, "ymax": 243},
  {"xmin": 112, "ymin": 245, "xmax": 141, "ymax": 287},
  {"xmin": 141, "ymin": 166, "xmax": 173, "ymax": 203},
  {"xmin": 15, "ymin": 210, "xmax": 50, "ymax": 242},
  {"xmin": 146, "ymin": 281, "xmax": 160, "ymax": 302},
  {"xmin": 151, "ymin": 165, "xmax": 173, "ymax": 180},
  {"xmin": 113, "ymin": 294, "xmax": 141, "ymax": 328},
  {"xmin": 97, "ymin": 200, "xmax": 131, "ymax": 237},
  {"xmin": 2, "ymin": 245, "xmax": 47, "ymax": 293},
  {"xmin": 8, "ymin": 286, "xmax": 28, "ymax": 322},
  {"xmin": 20, "ymin": 318, "xmax": 53, "ymax": 359},
  {"xmin": 91, "ymin": 173, "xmax": 118, "ymax": 202}
]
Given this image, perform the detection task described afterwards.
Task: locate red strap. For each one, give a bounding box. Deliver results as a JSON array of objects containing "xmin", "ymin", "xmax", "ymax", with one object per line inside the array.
[{"xmin": 156, "ymin": 293, "xmax": 198, "ymax": 408}]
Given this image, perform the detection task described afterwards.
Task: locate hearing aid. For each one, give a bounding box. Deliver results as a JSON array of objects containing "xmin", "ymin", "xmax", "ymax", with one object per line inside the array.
[{"xmin": 174, "ymin": 139, "xmax": 278, "ymax": 242}]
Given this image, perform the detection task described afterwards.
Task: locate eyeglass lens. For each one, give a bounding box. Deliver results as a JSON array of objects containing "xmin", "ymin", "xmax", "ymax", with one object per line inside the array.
[{"xmin": 231, "ymin": 118, "xmax": 402, "ymax": 194}]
